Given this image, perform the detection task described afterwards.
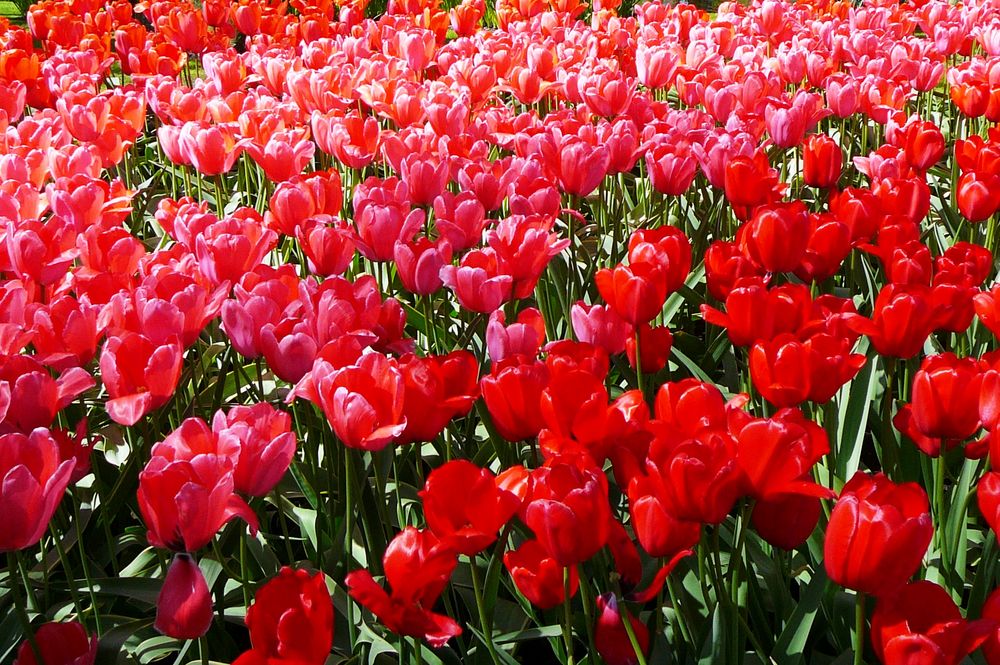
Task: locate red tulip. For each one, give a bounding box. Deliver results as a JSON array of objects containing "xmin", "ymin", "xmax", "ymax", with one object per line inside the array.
[
  {"xmin": 894, "ymin": 353, "xmax": 985, "ymax": 456},
  {"xmin": 902, "ymin": 120, "xmax": 946, "ymax": 172},
  {"xmin": 397, "ymin": 352, "xmax": 479, "ymax": 445},
  {"xmin": 523, "ymin": 459, "xmax": 612, "ymax": 566},
  {"xmin": 503, "ymin": 539, "xmax": 578, "ymax": 610},
  {"xmin": 741, "ymin": 201, "xmax": 810, "ymax": 274},
  {"xmin": 701, "ymin": 279, "xmax": 812, "ymax": 347},
  {"xmin": 155, "ymin": 553, "xmax": 213, "ymax": 639},
  {"xmin": 627, "ymin": 473, "xmax": 701, "ymax": 558},
  {"xmin": 802, "ymin": 133, "xmax": 842, "ymax": 188},
  {"xmin": 99, "ymin": 332, "xmax": 184, "ymax": 426},
  {"xmin": 734, "ymin": 410, "xmax": 833, "ymax": 500},
  {"xmin": 480, "ymin": 357, "xmax": 549, "ymax": 442},
  {"xmin": 626, "ymin": 324, "xmax": 673, "ymax": 374},
  {"xmin": 627, "ymin": 226, "xmax": 692, "ymax": 297},
  {"xmin": 595, "ymin": 594, "xmax": 649, "ymax": 665},
  {"xmin": 138, "ymin": 441, "xmax": 257, "ymax": 552},
  {"xmin": 0, "ymin": 356, "xmax": 94, "ymax": 434},
  {"xmin": 871, "ymin": 581, "xmax": 992, "ymax": 665},
  {"xmin": 345, "ymin": 527, "xmax": 461, "ymax": 647},
  {"xmin": 0, "ymin": 429, "xmax": 75, "ymax": 552},
  {"xmin": 824, "ymin": 472, "xmax": 932, "ymax": 596},
  {"xmin": 956, "ymin": 172, "xmax": 1000, "ymax": 222},
  {"xmin": 595, "ymin": 261, "xmax": 668, "ymax": 325},
  {"xmin": 978, "ymin": 471, "xmax": 1000, "ymax": 542},
  {"xmin": 749, "ymin": 334, "xmax": 812, "ymax": 408},
  {"xmin": 420, "ymin": 460, "xmax": 521, "ymax": 555},
  {"xmin": 233, "ymin": 567, "xmax": 334, "ymax": 665},
  {"xmin": 13, "ymin": 622, "xmax": 97, "ymax": 665},
  {"xmin": 751, "ymin": 492, "xmax": 821, "ymax": 550},
  {"xmin": 980, "ymin": 586, "xmax": 1000, "ymax": 664},
  {"xmin": 848, "ymin": 284, "xmax": 936, "ymax": 359}
]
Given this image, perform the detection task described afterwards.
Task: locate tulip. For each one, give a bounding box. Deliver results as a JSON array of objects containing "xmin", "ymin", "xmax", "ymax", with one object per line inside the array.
[
  {"xmin": 397, "ymin": 352, "xmax": 479, "ymax": 445},
  {"xmin": 233, "ymin": 567, "xmax": 334, "ymax": 665},
  {"xmin": 0, "ymin": 429, "xmax": 75, "ymax": 552},
  {"xmin": 345, "ymin": 527, "xmax": 461, "ymax": 647},
  {"xmin": 980, "ymin": 586, "xmax": 1000, "ymax": 664},
  {"xmin": 978, "ymin": 471, "xmax": 1000, "ymax": 542},
  {"xmin": 902, "ymin": 120, "xmax": 946, "ymax": 171},
  {"xmin": 138, "ymin": 449, "xmax": 257, "ymax": 552},
  {"xmin": 741, "ymin": 201, "xmax": 811, "ymax": 274},
  {"xmin": 523, "ymin": 459, "xmax": 612, "ymax": 566},
  {"xmin": 595, "ymin": 261, "xmax": 668, "ymax": 325},
  {"xmin": 893, "ymin": 353, "xmax": 984, "ymax": 456},
  {"xmin": 99, "ymin": 332, "xmax": 184, "ymax": 426},
  {"xmin": 751, "ymin": 492, "xmax": 821, "ymax": 550},
  {"xmin": 292, "ymin": 354, "xmax": 406, "ymax": 452},
  {"xmin": 824, "ymin": 472, "xmax": 932, "ymax": 596},
  {"xmin": 155, "ymin": 553, "xmax": 213, "ymax": 639},
  {"xmin": 13, "ymin": 621, "xmax": 97, "ymax": 665},
  {"xmin": 848, "ymin": 284, "xmax": 936, "ymax": 359},
  {"xmin": 870, "ymin": 581, "xmax": 992, "ymax": 665},
  {"xmin": 734, "ymin": 410, "xmax": 833, "ymax": 500},
  {"xmin": 594, "ymin": 594, "xmax": 649, "ymax": 665},
  {"xmin": 480, "ymin": 357, "xmax": 549, "ymax": 442},
  {"xmin": 627, "ymin": 473, "xmax": 701, "ymax": 559},
  {"xmin": 571, "ymin": 303, "xmax": 631, "ymax": 356},
  {"xmin": 212, "ymin": 404, "xmax": 297, "ymax": 497},
  {"xmin": 420, "ymin": 460, "xmax": 522, "ymax": 555},
  {"xmin": 503, "ymin": 539, "xmax": 578, "ymax": 610},
  {"xmin": 802, "ymin": 133, "xmax": 842, "ymax": 188},
  {"xmin": 486, "ymin": 308, "xmax": 546, "ymax": 363},
  {"xmin": 440, "ymin": 248, "xmax": 514, "ymax": 314},
  {"xmin": 626, "ymin": 324, "xmax": 673, "ymax": 374}
]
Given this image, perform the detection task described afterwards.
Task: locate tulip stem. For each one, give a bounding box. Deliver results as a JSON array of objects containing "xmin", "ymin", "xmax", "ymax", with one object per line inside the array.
[
  {"xmin": 853, "ymin": 592, "xmax": 866, "ymax": 665},
  {"xmin": 412, "ymin": 637, "xmax": 423, "ymax": 665},
  {"xmin": 7, "ymin": 552, "xmax": 43, "ymax": 665},
  {"xmin": 622, "ymin": 607, "xmax": 649, "ymax": 665},
  {"xmin": 562, "ymin": 567, "xmax": 575, "ymax": 665},
  {"xmin": 470, "ymin": 556, "xmax": 502, "ymax": 665}
]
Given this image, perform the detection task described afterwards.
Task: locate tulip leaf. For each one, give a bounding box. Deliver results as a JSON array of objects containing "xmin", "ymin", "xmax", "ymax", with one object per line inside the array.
[{"xmin": 771, "ymin": 569, "xmax": 827, "ymax": 665}]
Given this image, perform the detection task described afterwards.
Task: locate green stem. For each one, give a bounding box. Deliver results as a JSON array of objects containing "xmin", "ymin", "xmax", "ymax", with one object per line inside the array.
[
  {"xmin": 470, "ymin": 557, "xmax": 502, "ymax": 665},
  {"xmin": 562, "ymin": 567, "xmax": 575, "ymax": 665},
  {"xmin": 622, "ymin": 608, "xmax": 649, "ymax": 665},
  {"xmin": 854, "ymin": 592, "xmax": 866, "ymax": 665},
  {"xmin": 8, "ymin": 552, "xmax": 42, "ymax": 664}
]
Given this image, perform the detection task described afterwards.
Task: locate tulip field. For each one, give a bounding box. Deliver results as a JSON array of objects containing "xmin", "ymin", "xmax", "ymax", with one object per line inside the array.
[{"xmin": 9, "ymin": 0, "xmax": 1000, "ymax": 663}]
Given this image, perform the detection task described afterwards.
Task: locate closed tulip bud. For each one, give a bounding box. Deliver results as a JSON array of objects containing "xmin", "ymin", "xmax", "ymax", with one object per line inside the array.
[
  {"xmin": 595, "ymin": 594, "xmax": 649, "ymax": 665},
  {"xmin": 595, "ymin": 262, "xmax": 668, "ymax": 325},
  {"xmin": 893, "ymin": 354, "xmax": 984, "ymax": 456},
  {"xmin": 802, "ymin": 133, "xmax": 842, "ymax": 188},
  {"xmin": 957, "ymin": 172, "xmax": 1000, "ymax": 222},
  {"xmin": 233, "ymin": 567, "xmax": 334, "ymax": 665},
  {"xmin": 626, "ymin": 324, "xmax": 673, "ymax": 374},
  {"xmin": 751, "ymin": 492, "xmax": 821, "ymax": 550},
  {"xmin": 504, "ymin": 539, "xmax": 578, "ymax": 610},
  {"xmin": 848, "ymin": 284, "xmax": 936, "ymax": 359},
  {"xmin": 749, "ymin": 334, "xmax": 812, "ymax": 408},
  {"xmin": 13, "ymin": 621, "xmax": 97, "ymax": 665},
  {"xmin": 156, "ymin": 554, "xmax": 213, "ymax": 639},
  {"xmin": 902, "ymin": 120, "xmax": 946, "ymax": 172},
  {"xmin": 741, "ymin": 201, "xmax": 811, "ymax": 274},
  {"xmin": 480, "ymin": 357, "xmax": 549, "ymax": 442},
  {"xmin": 824, "ymin": 472, "xmax": 932, "ymax": 596}
]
